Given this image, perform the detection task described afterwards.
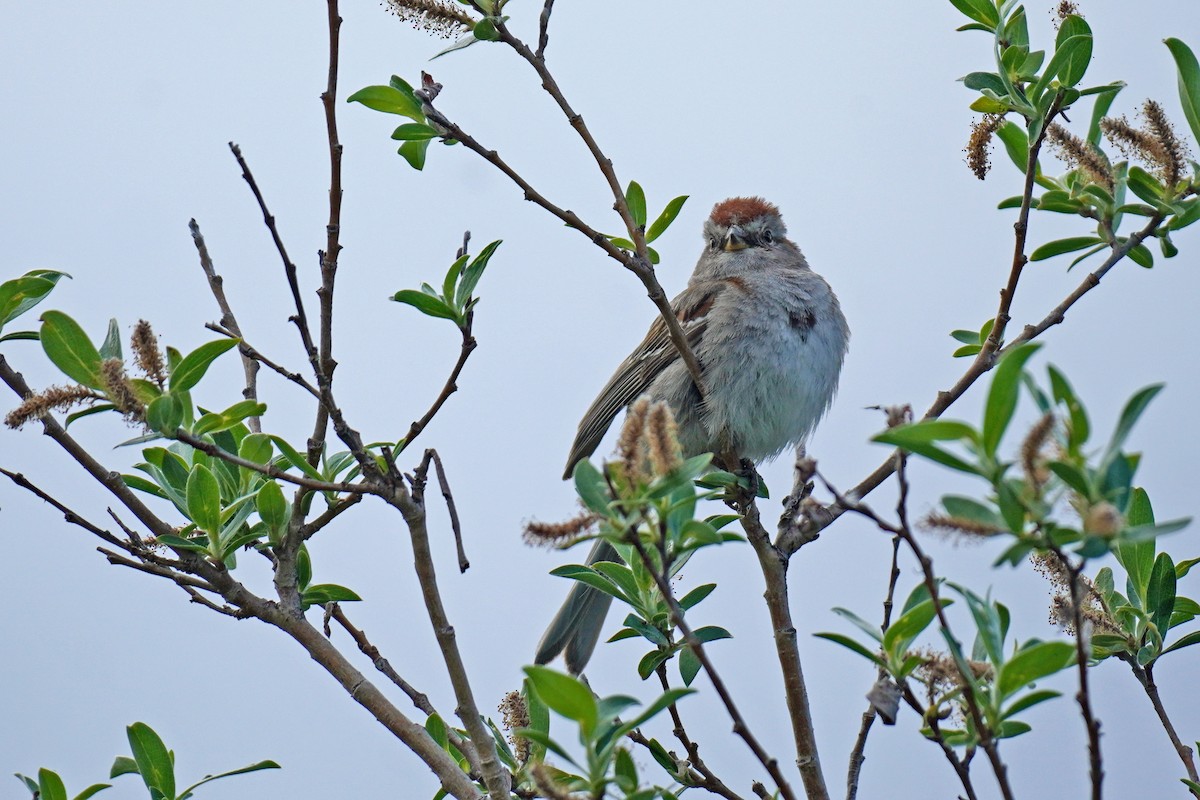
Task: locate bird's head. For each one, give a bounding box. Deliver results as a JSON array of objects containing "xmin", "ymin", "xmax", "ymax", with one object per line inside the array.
[{"xmin": 703, "ymin": 197, "xmax": 787, "ymax": 253}]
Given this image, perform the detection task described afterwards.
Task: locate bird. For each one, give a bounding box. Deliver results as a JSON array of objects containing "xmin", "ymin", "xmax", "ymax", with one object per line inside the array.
[{"xmin": 535, "ymin": 196, "xmax": 850, "ymax": 674}]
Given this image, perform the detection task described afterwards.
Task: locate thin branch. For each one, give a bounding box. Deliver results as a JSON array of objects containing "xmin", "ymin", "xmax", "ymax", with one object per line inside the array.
[
  {"xmin": 901, "ymin": 686, "xmax": 980, "ymax": 800},
  {"xmin": 737, "ymin": 480, "xmax": 828, "ymax": 800},
  {"xmin": 1047, "ymin": 544, "xmax": 1104, "ymax": 800},
  {"xmin": 228, "ymin": 141, "xmax": 319, "ymax": 367},
  {"xmin": 172, "ymin": 429, "xmax": 372, "ymax": 495},
  {"xmin": 429, "ymin": 449, "xmax": 469, "ymax": 572},
  {"xmin": 401, "ymin": 453, "xmax": 510, "ymax": 799},
  {"xmin": 1124, "ymin": 660, "xmax": 1200, "ymax": 791},
  {"xmin": 204, "ymin": 322, "xmax": 321, "ymax": 399},
  {"xmin": 652, "ymin": 663, "xmax": 747, "ymax": 800},
  {"xmin": 402, "ymin": 317, "xmax": 477, "ymax": 453},
  {"xmin": 300, "ymin": 493, "xmax": 364, "ymax": 540},
  {"xmin": 327, "ymin": 604, "xmax": 482, "ymax": 774},
  {"xmin": 189, "ymin": 218, "xmax": 261, "ymax": 432},
  {"xmin": 625, "ymin": 533, "xmax": 800, "ymax": 800},
  {"xmin": 0, "ymin": 466, "xmax": 126, "ymax": 550},
  {"xmin": 311, "ymin": 0, "xmax": 346, "ymax": 468},
  {"xmin": 536, "ymin": 0, "xmax": 554, "ymax": 59}
]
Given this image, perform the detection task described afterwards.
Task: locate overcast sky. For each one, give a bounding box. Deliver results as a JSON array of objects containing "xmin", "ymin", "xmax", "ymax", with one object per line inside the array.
[{"xmin": 4, "ymin": 2, "xmax": 1200, "ymax": 799}]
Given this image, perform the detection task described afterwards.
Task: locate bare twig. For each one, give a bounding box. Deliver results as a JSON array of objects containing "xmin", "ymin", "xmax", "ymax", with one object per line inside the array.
[
  {"xmin": 401, "ymin": 453, "xmax": 510, "ymax": 799},
  {"xmin": 1122, "ymin": 659, "xmax": 1200, "ymax": 792},
  {"xmin": 901, "ymin": 686, "xmax": 980, "ymax": 800},
  {"xmin": 625, "ymin": 533, "xmax": 800, "ymax": 800},
  {"xmin": 204, "ymin": 322, "xmax": 321, "ymax": 399},
  {"xmin": 652, "ymin": 663, "xmax": 747, "ymax": 800},
  {"xmin": 428, "ymin": 449, "xmax": 469, "ymax": 572},
  {"xmin": 536, "ymin": 0, "xmax": 554, "ymax": 59},
  {"xmin": 327, "ymin": 604, "xmax": 482, "ymax": 774},
  {"xmin": 190, "ymin": 218, "xmax": 261, "ymax": 432},
  {"xmin": 228, "ymin": 142, "xmax": 319, "ymax": 367},
  {"xmin": 402, "ymin": 319, "xmax": 477, "ymax": 453},
  {"xmin": 1, "ymin": 466, "xmax": 126, "ymax": 550}
]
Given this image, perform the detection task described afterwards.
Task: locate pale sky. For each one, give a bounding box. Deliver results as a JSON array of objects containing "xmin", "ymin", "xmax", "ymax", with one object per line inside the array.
[{"xmin": 4, "ymin": 2, "xmax": 1200, "ymax": 799}]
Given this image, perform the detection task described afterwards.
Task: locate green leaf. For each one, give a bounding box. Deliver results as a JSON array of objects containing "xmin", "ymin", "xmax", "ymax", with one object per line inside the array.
[
  {"xmin": 679, "ymin": 583, "xmax": 716, "ymax": 610},
  {"xmin": 614, "ymin": 688, "xmax": 695, "ymax": 738},
  {"xmin": 996, "ymin": 121, "xmax": 1031, "ymax": 171},
  {"xmin": 186, "ymin": 465, "xmax": 222, "ymax": 536},
  {"xmin": 646, "ymin": 196, "xmax": 689, "ymax": 242},
  {"xmin": 512, "ymin": 727, "xmax": 578, "ymax": 767},
  {"xmin": 549, "ymin": 564, "xmax": 630, "ymax": 604},
  {"xmin": 679, "ymin": 645, "xmax": 702, "ymax": 686},
  {"xmin": 1086, "ymin": 82, "xmax": 1125, "ymax": 146},
  {"xmin": 390, "ymin": 123, "xmax": 439, "ymax": 141},
  {"xmin": 126, "ymin": 722, "xmax": 175, "ymax": 799},
  {"xmin": 108, "ymin": 757, "xmax": 138, "ymax": 779},
  {"xmin": 472, "ymin": 17, "xmax": 499, "ymax": 40},
  {"xmin": 456, "ymin": 239, "xmax": 501, "ymax": 308},
  {"xmin": 1148, "ymin": 553, "xmax": 1178, "ymax": 635},
  {"xmin": 391, "ymin": 289, "xmax": 457, "ymax": 321},
  {"xmin": 97, "ymin": 318, "xmax": 122, "ymax": 361},
  {"xmin": 36, "ymin": 769, "xmax": 68, "ymax": 800},
  {"xmin": 176, "ymin": 761, "xmax": 280, "ymax": 799},
  {"xmin": 523, "ymin": 666, "xmax": 598, "ymax": 733},
  {"xmin": 573, "ymin": 459, "xmax": 610, "ymax": 515},
  {"xmin": 1163, "ymin": 630, "xmax": 1200, "ymax": 655},
  {"xmin": 40, "ymin": 310, "xmax": 104, "ymax": 389},
  {"xmin": 813, "ymin": 633, "xmax": 885, "ymax": 668},
  {"xmin": 270, "ymin": 435, "xmax": 325, "ymax": 482},
  {"xmin": 626, "ymin": 181, "xmax": 647, "ymax": 228},
  {"xmin": 1001, "ymin": 688, "xmax": 1061, "ymax": 718},
  {"xmin": 1106, "ymin": 384, "xmax": 1163, "ymax": 461},
  {"xmin": 871, "ymin": 431, "xmax": 981, "ymax": 475},
  {"xmin": 0, "ymin": 271, "xmax": 68, "ymax": 329},
  {"xmin": 982, "ymin": 343, "xmax": 1041, "ymax": 457},
  {"xmin": 1126, "ymin": 243, "xmax": 1154, "ymax": 268},
  {"xmin": 1117, "ymin": 488, "xmax": 1157, "ymax": 601},
  {"xmin": 948, "ymin": 0, "xmax": 999, "ymax": 28},
  {"xmin": 1030, "ymin": 236, "xmax": 1104, "ymax": 261},
  {"xmin": 883, "ymin": 599, "xmax": 948, "ymax": 658},
  {"xmin": 346, "ymin": 85, "xmax": 423, "ymax": 122},
  {"xmin": 942, "ymin": 495, "xmax": 1005, "ymax": 529},
  {"xmin": 256, "ymin": 481, "xmax": 289, "ymax": 543},
  {"xmin": 1165, "ymin": 38, "xmax": 1200, "ymax": 145},
  {"xmin": 1054, "ymin": 16, "xmax": 1093, "ymax": 88},
  {"xmin": 170, "ymin": 338, "xmax": 239, "ymax": 391},
  {"xmin": 996, "ymin": 641, "xmax": 1075, "ymax": 699},
  {"xmin": 303, "ymin": 584, "xmax": 363, "ymax": 606},
  {"xmin": 1031, "ymin": 35, "xmax": 1090, "ymax": 99},
  {"xmin": 398, "ymin": 138, "xmax": 432, "ymax": 171}
]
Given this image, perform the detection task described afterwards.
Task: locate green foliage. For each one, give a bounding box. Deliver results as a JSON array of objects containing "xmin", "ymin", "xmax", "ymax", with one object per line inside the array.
[
  {"xmin": 392, "ymin": 240, "xmax": 500, "ymax": 328},
  {"xmin": 953, "ymin": 3, "xmax": 1199, "ymax": 272},
  {"xmin": 604, "ymin": 184, "xmax": 689, "ymax": 265},
  {"xmin": 0, "ymin": 269, "xmax": 69, "ymax": 342},
  {"xmin": 565, "ymin": 451, "xmax": 741, "ymax": 684},
  {"xmin": 16, "ymin": 722, "xmax": 277, "ymax": 800},
  {"xmin": 515, "ymin": 666, "xmax": 690, "ymax": 798}
]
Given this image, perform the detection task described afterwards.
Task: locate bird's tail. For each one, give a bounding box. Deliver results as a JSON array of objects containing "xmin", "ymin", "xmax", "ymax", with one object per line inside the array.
[{"xmin": 534, "ymin": 539, "xmax": 619, "ymax": 674}]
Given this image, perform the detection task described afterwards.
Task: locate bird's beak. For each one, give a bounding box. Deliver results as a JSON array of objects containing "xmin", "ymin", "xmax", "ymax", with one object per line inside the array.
[{"xmin": 723, "ymin": 228, "xmax": 749, "ymax": 252}]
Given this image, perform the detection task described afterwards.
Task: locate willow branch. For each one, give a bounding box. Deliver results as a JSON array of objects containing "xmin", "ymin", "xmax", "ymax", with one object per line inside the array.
[
  {"xmin": 190, "ymin": 218, "xmax": 261, "ymax": 432},
  {"xmin": 400, "ymin": 452, "xmax": 510, "ymax": 799}
]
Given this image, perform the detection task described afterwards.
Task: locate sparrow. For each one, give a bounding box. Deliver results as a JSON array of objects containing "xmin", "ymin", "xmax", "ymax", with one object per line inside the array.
[{"xmin": 536, "ymin": 197, "xmax": 850, "ymax": 673}]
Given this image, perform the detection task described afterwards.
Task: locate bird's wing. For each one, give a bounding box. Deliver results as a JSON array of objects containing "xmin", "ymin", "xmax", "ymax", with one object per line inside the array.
[{"xmin": 563, "ymin": 284, "xmax": 717, "ymax": 478}]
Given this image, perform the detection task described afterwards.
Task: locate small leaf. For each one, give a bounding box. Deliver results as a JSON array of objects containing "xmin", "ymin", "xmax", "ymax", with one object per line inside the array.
[
  {"xmin": 1148, "ymin": 553, "xmax": 1178, "ymax": 635},
  {"xmin": 391, "ymin": 289, "xmax": 457, "ymax": 321},
  {"xmin": 456, "ymin": 239, "xmax": 501, "ymax": 308},
  {"xmin": 626, "ymin": 181, "xmax": 647, "ymax": 228},
  {"xmin": 813, "ymin": 633, "xmax": 885, "ymax": 668},
  {"xmin": 397, "ymin": 138, "xmax": 432, "ymax": 171},
  {"xmin": 982, "ymin": 343, "xmax": 1041, "ymax": 456},
  {"xmin": 1030, "ymin": 236, "xmax": 1104, "ymax": 261},
  {"xmin": 390, "ymin": 123, "xmax": 439, "ymax": 141},
  {"xmin": 1165, "ymin": 38, "xmax": 1200, "ymax": 145},
  {"xmin": 996, "ymin": 641, "xmax": 1075, "ymax": 700},
  {"xmin": 0, "ymin": 270, "xmax": 68, "ymax": 328},
  {"xmin": 303, "ymin": 584, "xmax": 363, "ymax": 606},
  {"xmin": 646, "ymin": 195, "xmax": 689, "ymax": 242},
  {"xmin": 346, "ymin": 85, "xmax": 423, "ymax": 122},
  {"xmin": 126, "ymin": 723, "xmax": 175, "ymax": 799},
  {"xmin": 948, "ymin": 0, "xmax": 999, "ymax": 28},
  {"xmin": 186, "ymin": 465, "xmax": 222, "ymax": 536},
  {"xmin": 170, "ymin": 338, "xmax": 240, "ymax": 391},
  {"xmin": 98, "ymin": 318, "xmax": 122, "ymax": 360},
  {"xmin": 522, "ymin": 666, "xmax": 598, "ymax": 733},
  {"xmin": 679, "ymin": 583, "xmax": 716, "ymax": 610},
  {"xmin": 573, "ymin": 460, "xmax": 610, "ymax": 515}
]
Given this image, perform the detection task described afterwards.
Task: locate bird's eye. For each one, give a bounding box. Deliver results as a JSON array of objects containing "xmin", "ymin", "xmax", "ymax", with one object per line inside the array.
[
  {"xmin": 763, "ymin": 229, "xmax": 774, "ymax": 243},
  {"xmin": 709, "ymin": 237, "xmax": 720, "ymax": 251}
]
